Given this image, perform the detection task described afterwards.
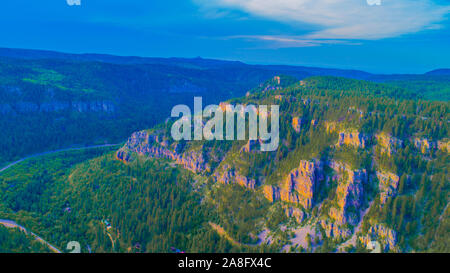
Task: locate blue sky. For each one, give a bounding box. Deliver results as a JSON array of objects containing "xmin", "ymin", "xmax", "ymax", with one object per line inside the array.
[{"xmin": 0, "ymin": 0, "xmax": 449, "ymax": 73}]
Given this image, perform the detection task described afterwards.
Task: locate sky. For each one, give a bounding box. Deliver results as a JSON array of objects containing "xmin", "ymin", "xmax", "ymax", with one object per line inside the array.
[{"xmin": 0, "ymin": 0, "xmax": 449, "ymax": 73}]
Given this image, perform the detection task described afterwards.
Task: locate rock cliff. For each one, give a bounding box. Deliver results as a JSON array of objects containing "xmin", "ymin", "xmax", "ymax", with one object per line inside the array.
[
  {"xmin": 376, "ymin": 133, "xmax": 403, "ymax": 156},
  {"xmin": 377, "ymin": 171, "xmax": 400, "ymax": 204},
  {"xmin": 263, "ymin": 160, "xmax": 322, "ymax": 210},
  {"xmin": 338, "ymin": 131, "xmax": 368, "ymax": 149},
  {"xmin": 215, "ymin": 164, "xmax": 257, "ymax": 190},
  {"xmin": 328, "ymin": 161, "xmax": 367, "ymax": 225},
  {"xmin": 359, "ymin": 224, "xmax": 397, "ymax": 252},
  {"xmin": 117, "ymin": 130, "xmax": 209, "ymax": 173},
  {"xmin": 292, "ymin": 117, "xmax": 302, "ymax": 133}
]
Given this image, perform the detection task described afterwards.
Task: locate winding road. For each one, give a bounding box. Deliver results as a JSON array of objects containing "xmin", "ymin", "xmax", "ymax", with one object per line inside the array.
[
  {"xmin": 0, "ymin": 143, "xmax": 121, "ymax": 174},
  {"xmin": 0, "ymin": 143, "xmax": 122, "ymax": 252},
  {"xmin": 0, "ymin": 219, "xmax": 62, "ymax": 253}
]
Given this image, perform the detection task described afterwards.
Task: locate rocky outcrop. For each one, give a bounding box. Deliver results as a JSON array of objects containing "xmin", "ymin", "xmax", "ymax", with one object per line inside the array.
[
  {"xmin": 376, "ymin": 133, "xmax": 403, "ymax": 156},
  {"xmin": 320, "ymin": 220, "xmax": 351, "ymax": 239},
  {"xmin": 413, "ymin": 138, "xmax": 449, "ymax": 154},
  {"xmin": 292, "ymin": 117, "xmax": 302, "ymax": 133},
  {"xmin": 71, "ymin": 101, "xmax": 115, "ymax": 113},
  {"xmin": 116, "ymin": 130, "xmax": 209, "ymax": 173},
  {"xmin": 413, "ymin": 138, "xmax": 436, "ymax": 154},
  {"xmin": 215, "ymin": 165, "xmax": 256, "ymax": 190},
  {"xmin": 329, "ymin": 161, "xmax": 367, "ymax": 185},
  {"xmin": 0, "ymin": 100, "xmax": 115, "ymax": 115},
  {"xmin": 359, "ymin": 224, "xmax": 397, "ymax": 252},
  {"xmin": 263, "ymin": 185, "xmax": 281, "ymax": 203},
  {"xmin": 338, "ymin": 131, "xmax": 368, "ymax": 149},
  {"xmin": 328, "ymin": 161, "xmax": 367, "ymax": 225},
  {"xmin": 377, "ymin": 171, "xmax": 400, "ymax": 204},
  {"xmin": 263, "ymin": 160, "xmax": 323, "ymax": 210},
  {"xmin": 284, "ymin": 206, "xmax": 304, "ymax": 224}
]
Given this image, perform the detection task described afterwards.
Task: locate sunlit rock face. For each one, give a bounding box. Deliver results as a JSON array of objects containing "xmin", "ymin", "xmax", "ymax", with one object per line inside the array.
[
  {"xmin": 0, "ymin": 100, "xmax": 115, "ymax": 114},
  {"xmin": 328, "ymin": 161, "xmax": 367, "ymax": 226},
  {"xmin": 292, "ymin": 117, "xmax": 302, "ymax": 133},
  {"xmin": 413, "ymin": 137, "xmax": 436, "ymax": 154},
  {"xmin": 320, "ymin": 220, "xmax": 352, "ymax": 240},
  {"xmin": 376, "ymin": 133, "xmax": 403, "ymax": 156},
  {"xmin": 360, "ymin": 224, "xmax": 397, "ymax": 252},
  {"xmin": 263, "ymin": 160, "xmax": 323, "ymax": 210},
  {"xmin": 284, "ymin": 206, "xmax": 304, "ymax": 224},
  {"xmin": 338, "ymin": 131, "xmax": 368, "ymax": 149},
  {"xmin": 325, "ymin": 122, "xmax": 368, "ymax": 149},
  {"xmin": 116, "ymin": 130, "xmax": 209, "ymax": 173},
  {"xmin": 215, "ymin": 164, "xmax": 256, "ymax": 190},
  {"xmin": 377, "ymin": 171, "xmax": 400, "ymax": 204}
]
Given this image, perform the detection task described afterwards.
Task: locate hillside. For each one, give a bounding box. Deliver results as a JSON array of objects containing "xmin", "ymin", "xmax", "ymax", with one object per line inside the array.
[
  {"xmin": 1, "ymin": 76, "xmax": 448, "ymax": 253},
  {"xmin": 0, "ymin": 48, "xmax": 448, "ymax": 166},
  {"xmin": 116, "ymin": 76, "xmax": 449, "ymax": 252}
]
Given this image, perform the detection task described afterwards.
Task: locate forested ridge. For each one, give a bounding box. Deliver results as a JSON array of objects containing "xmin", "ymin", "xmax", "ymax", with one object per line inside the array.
[{"xmin": 0, "ymin": 75, "xmax": 448, "ymax": 253}]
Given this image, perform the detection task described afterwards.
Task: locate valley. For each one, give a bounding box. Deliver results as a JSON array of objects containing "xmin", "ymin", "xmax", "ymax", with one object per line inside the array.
[{"xmin": 0, "ymin": 73, "xmax": 447, "ymax": 253}]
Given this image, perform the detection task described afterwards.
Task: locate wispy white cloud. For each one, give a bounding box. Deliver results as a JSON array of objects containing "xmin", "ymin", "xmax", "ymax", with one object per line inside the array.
[
  {"xmin": 194, "ymin": 0, "xmax": 450, "ymax": 46},
  {"xmin": 67, "ymin": 0, "xmax": 81, "ymax": 6},
  {"xmin": 228, "ymin": 35, "xmax": 362, "ymax": 48}
]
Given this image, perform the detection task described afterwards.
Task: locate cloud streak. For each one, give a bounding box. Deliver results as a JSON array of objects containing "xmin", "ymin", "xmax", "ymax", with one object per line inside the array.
[
  {"xmin": 66, "ymin": 0, "xmax": 81, "ymax": 6},
  {"xmin": 195, "ymin": 0, "xmax": 450, "ymax": 46}
]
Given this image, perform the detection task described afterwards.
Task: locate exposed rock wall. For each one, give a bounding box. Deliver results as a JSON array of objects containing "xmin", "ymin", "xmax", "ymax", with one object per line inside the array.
[
  {"xmin": 320, "ymin": 220, "xmax": 351, "ymax": 239},
  {"xmin": 284, "ymin": 206, "xmax": 304, "ymax": 224},
  {"xmin": 359, "ymin": 224, "xmax": 397, "ymax": 252},
  {"xmin": 292, "ymin": 117, "xmax": 302, "ymax": 133},
  {"xmin": 263, "ymin": 160, "xmax": 322, "ymax": 210},
  {"xmin": 376, "ymin": 133, "xmax": 403, "ymax": 156},
  {"xmin": 116, "ymin": 130, "xmax": 209, "ymax": 173},
  {"xmin": 413, "ymin": 138, "xmax": 436, "ymax": 154},
  {"xmin": 338, "ymin": 131, "xmax": 368, "ymax": 149},
  {"xmin": 0, "ymin": 100, "xmax": 115, "ymax": 115},
  {"xmin": 215, "ymin": 165, "xmax": 256, "ymax": 190},
  {"xmin": 328, "ymin": 161, "xmax": 367, "ymax": 225},
  {"xmin": 377, "ymin": 171, "xmax": 400, "ymax": 204}
]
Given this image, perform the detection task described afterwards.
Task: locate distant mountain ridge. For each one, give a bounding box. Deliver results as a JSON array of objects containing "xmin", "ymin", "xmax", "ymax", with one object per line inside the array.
[
  {"xmin": 0, "ymin": 47, "xmax": 447, "ymax": 78},
  {"xmin": 426, "ymin": 69, "xmax": 450, "ymax": 76},
  {"xmin": 0, "ymin": 47, "xmax": 448, "ymax": 165}
]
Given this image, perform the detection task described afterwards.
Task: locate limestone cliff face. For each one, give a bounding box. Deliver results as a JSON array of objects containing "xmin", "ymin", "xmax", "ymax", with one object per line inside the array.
[
  {"xmin": 263, "ymin": 160, "xmax": 322, "ymax": 210},
  {"xmin": 116, "ymin": 130, "xmax": 209, "ymax": 173},
  {"xmin": 215, "ymin": 164, "xmax": 256, "ymax": 190},
  {"xmin": 377, "ymin": 171, "xmax": 400, "ymax": 204},
  {"xmin": 338, "ymin": 131, "xmax": 368, "ymax": 149},
  {"xmin": 320, "ymin": 220, "xmax": 351, "ymax": 239},
  {"xmin": 329, "ymin": 161, "xmax": 367, "ymax": 225},
  {"xmin": 292, "ymin": 117, "xmax": 302, "ymax": 133},
  {"xmin": 413, "ymin": 137, "xmax": 449, "ymax": 154},
  {"xmin": 376, "ymin": 133, "xmax": 403, "ymax": 156},
  {"xmin": 325, "ymin": 122, "xmax": 368, "ymax": 149},
  {"xmin": 359, "ymin": 224, "xmax": 397, "ymax": 252},
  {"xmin": 1, "ymin": 100, "xmax": 115, "ymax": 115},
  {"xmin": 284, "ymin": 206, "xmax": 304, "ymax": 224},
  {"xmin": 263, "ymin": 185, "xmax": 281, "ymax": 203},
  {"xmin": 413, "ymin": 138, "xmax": 436, "ymax": 154}
]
